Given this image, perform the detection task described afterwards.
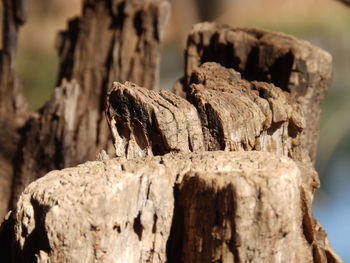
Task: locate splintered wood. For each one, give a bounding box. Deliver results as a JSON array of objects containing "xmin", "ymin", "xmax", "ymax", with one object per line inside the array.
[
  {"xmin": 8, "ymin": 0, "xmax": 170, "ymax": 210},
  {"xmin": 100, "ymin": 23, "xmax": 339, "ymax": 263},
  {"xmin": 107, "ymin": 63, "xmax": 306, "ymax": 163},
  {"xmin": 106, "ymin": 82, "xmax": 204, "ymax": 158},
  {"xmin": 0, "ymin": 4, "xmax": 341, "ymax": 261},
  {"xmin": 183, "ymin": 23, "xmax": 332, "ymax": 162},
  {"xmin": 10, "ymin": 152, "xmax": 322, "ymax": 263}
]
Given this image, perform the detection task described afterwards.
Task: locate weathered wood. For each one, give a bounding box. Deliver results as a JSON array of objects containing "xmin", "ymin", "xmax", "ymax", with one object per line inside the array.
[
  {"xmin": 0, "ymin": 211, "xmax": 13, "ymax": 263},
  {"xmin": 0, "ymin": 3, "xmax": 341, "ymax": 263},
  {"xmin": 107, "ymin": 63, "xmax": 307, "ymax": 163},
  {"xmin": 180, "ymin": 22, "xmax": 332, "ymax": 163},
  {"xmin": 0, "ymin": 0, "xmax": 29, "ymax": 218},
  {"xmin": 9, "ymin": 151, "xmax": 340, "ymax": 262},
  {"xmin": 103, "ymin": 61, "xmax": 340, "ymax": 262},
  {"xmin": 106, "ymin": 81, "xmax": 204, "ymax": 158},
  {"xmin": 57, "ymin": 0, "xmax": 170, "ymax": 91},
  {"xmin": 10, "ymin": 0, "xmax": 170, "ymax": 210},
  {"xmin": 10, "ymin": 80, "xmax": 83, "ymax": 207},
  {"xmin": 186, "ymin": 62, "xmax": 306, "ymax": 160},
  {"xmin": 105, "ymin": 62, "xmax": 320, "ymax": 207},
  {"xmin": 170, "ymin": 171, "xmax": 307, "ymax": 262}
]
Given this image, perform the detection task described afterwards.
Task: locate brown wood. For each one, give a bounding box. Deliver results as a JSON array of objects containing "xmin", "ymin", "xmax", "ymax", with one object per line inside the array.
[
  {"xmin": 179, "ymin": 23, "xmax": 332, "ymax": 163},
  {"xmin": 0, "ymin": 2, "xmax": 342, "ymax": 263},
  {"xmin": 105, "ymin": 63, "xmax": 323, "ymax": 236},
  {"xmin": 104, "ymin": 62, "xmax": 340, "ymax": 262},
  {"xmin": 107, "ymin": 63, "xmax": 307, "ymax": 163},
  {"xmin": 9, "ymin": 0, "xmax": 170, "ymax": 210},
  {"xmin": 0, "ymin": 0, "xmax": 30, "ymax": 218},
  {"xmin": 8, "ymin": 152, "xmax": 341, "ymax": 263}
]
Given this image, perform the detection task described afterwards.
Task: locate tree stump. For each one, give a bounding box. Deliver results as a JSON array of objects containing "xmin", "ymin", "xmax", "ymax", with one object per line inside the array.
[
  {"xmin": 178, "ymin": 22, "xmax": 332, "ymax": 163},
  {"xmin": 7, "ymin": 0, "xmax": 170, "ymax": 212},
  {"xmin": 7, "ymin": 151, "xmax": 340, "ymax": 262},
  {"xmin": 0, "ymin": 1, "xmax": 341, "ymax": 263}
]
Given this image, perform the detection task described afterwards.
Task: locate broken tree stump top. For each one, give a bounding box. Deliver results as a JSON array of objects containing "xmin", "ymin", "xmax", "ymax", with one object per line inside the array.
[
  {"xmin": 183, "ymin": 22, "xmax": 332, "ymax": 162},
  {"xmin": 10, "ymin": 151, "xmax": 340, "ymax": 263}
]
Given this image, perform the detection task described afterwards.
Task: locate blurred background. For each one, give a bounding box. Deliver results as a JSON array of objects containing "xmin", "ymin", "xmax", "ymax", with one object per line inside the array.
[{"xmin": 12, "ymin": 0, "xmax": 350, "ymax": 260}]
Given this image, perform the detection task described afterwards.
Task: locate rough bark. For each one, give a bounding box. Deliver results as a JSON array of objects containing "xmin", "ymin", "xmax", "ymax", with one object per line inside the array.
[
  {"xmin": 106, "ymin": 81, "xmax": 205, "ymax": 158},
  {"xmin": 179, "ymin": 22, "xmax": 332, "ymax": 163},
  {"xmin": 170, "ymin": 171, "xmax": 307, "ymax": 263},
  {"xmin": 107, "ymin": 63, "xmax": 307, "ymax": 163},
  {"xmin": 0, "ymin": 2, "xmax": 341, "ymax": 263},
  {"xmin": 186, "ymin": 63, "xmax": 306, "ymax": 159},
  {"xmin": 9, "ymin": 0, "xmax": 170, "ymax": 210},
  {"xmin": 0, "ymin": 0, "xmax": 30, "ymax": 218},
  {"xmin": 102, "ymin": 62, "xmax": 340, "ymax": 262},
  {"xmin": 8, "ymin": 151, "xmax": 340, "ymax": 262},
  {"xmin": 106, "ymin": 62, "xmax": 322, "ymax": 204}
]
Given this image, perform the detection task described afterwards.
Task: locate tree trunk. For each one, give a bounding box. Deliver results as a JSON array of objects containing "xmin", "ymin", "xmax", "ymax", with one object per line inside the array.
[
  {"xmin": 9, "ymin": 151, "xmax": 340, "ymax": 262},
  {"xmin": 8, "ymin": 0, "xmax": 170, "ymax": 211},
  {"xmin": 176, "ymin": 23, "xmax": 332, "ymax": 163},
  {"xmin": 105, "ymin": 65, "xmax": 319, "ymax": 192}
]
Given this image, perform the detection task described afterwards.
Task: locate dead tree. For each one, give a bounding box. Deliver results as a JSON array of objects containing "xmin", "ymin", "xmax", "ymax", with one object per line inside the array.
[
  {"xmin": 2, "ymin": 0, "xmax": 170, "ymax": 212},
  {"xmin": 11, "ymin": 151, "xmax": 328, "ymax": 262},
  {"xmin": 176, "ymin": 23, "xmax": 332, "ymax": 164},
  {"xmin": 0, "ymin": 1, "xmax": 342, "ymax": 262}
]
